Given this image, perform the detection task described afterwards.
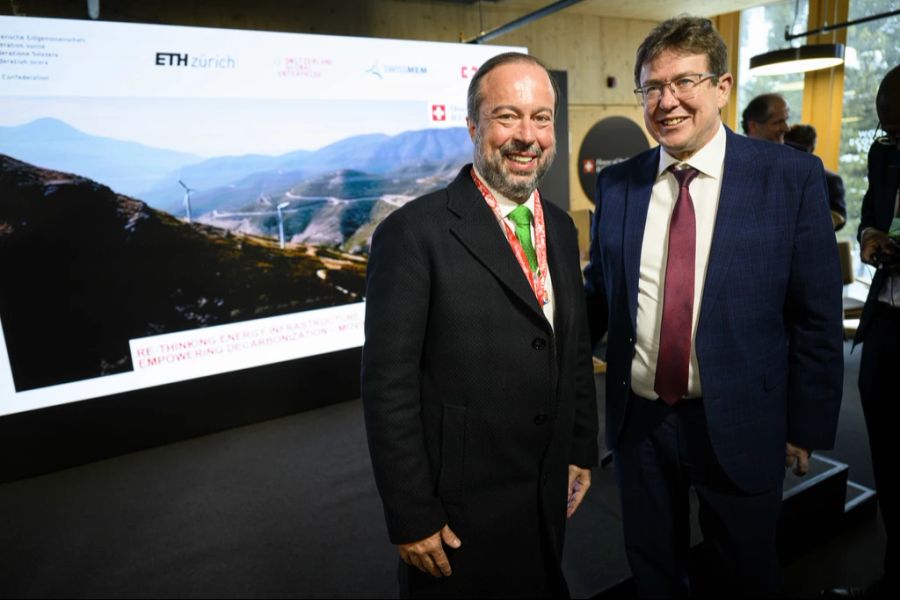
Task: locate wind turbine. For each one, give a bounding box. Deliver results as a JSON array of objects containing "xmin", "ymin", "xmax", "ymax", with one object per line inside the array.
[
  {"xmin": 178, "ymin": 179, "xmax": 196, "ymax": 223},
  {"xmin": 276, "ymin": 202, "xmax": 290, "ymax": 249},
  {"xmin": 214, "ymin": 199, "xmax": 299, "ymax": 249}
]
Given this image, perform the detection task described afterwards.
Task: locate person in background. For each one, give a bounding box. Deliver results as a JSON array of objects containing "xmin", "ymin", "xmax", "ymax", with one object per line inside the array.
[
  {"xmin": 827, "ymin": 64, "xmax": 900, "ymax": 599},
  {"xmin": 584, "ymin": 16, "xmax": 843, "ymax": 597},
  {"xmin": 742, "ymin": 93, "xmax": 791, "ymax": 144},
  {"xmin": 784, "ymin": 123, "xmax": 848, "ymax": 231},
  {"xmin": 362, "ymin": 52, "xmax": 598, "ymax": 598}
]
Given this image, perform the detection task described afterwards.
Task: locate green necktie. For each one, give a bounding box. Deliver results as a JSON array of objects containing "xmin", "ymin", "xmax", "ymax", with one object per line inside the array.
[{"xmin": 508, "ymin": 204, "xmax": 539, "ymax": 273}]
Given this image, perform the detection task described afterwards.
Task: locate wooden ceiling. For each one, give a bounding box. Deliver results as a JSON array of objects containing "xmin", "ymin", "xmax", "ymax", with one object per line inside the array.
[{"xmin": 440, "ymin": 0, "xmax": 781, "ymax": 21}]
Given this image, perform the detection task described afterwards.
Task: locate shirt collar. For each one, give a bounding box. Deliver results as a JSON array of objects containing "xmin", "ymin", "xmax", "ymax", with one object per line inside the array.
[
  {"xmin": 473, "ymin": 165, "xmax": 536, "ymax": 218},
  {"xmin": 656, "ymin": 121, "xmax": 726, "ymax": 181}
]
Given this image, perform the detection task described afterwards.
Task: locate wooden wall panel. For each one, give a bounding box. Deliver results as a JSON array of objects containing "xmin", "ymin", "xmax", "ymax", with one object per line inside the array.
[{"xmin": 713, "ymin": 11, "xmax": 741, "ymax": 132}]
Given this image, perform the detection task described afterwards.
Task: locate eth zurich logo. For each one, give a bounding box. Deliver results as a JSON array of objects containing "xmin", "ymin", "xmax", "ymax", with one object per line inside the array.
[{"xmin": 155, "ymin": 52, "xmax": 236, "ymax": 68}]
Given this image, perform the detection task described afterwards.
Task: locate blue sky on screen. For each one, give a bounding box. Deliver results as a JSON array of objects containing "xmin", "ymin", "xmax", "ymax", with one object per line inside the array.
[{"xmin": 0, "ymin": 97, "xmax": 426, "ymax": 157}]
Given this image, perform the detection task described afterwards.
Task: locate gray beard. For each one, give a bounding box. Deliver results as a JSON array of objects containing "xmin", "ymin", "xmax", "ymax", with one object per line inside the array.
[{"xmin": 472, "ymin": 136, "xmax": 555, "ymax": 203}]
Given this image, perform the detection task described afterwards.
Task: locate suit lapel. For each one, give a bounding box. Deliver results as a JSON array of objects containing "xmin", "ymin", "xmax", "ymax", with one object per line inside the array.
[
  {"xmin": 447, "ymin": 169, "xmax": 548, "ymax": 325},
  {"xmin": 624, "ymin": 148, "xmax": 659, "ymax": 329},
  {"xmin": 698, "ymin": 130, "xmax": 756, "ymax": 327},
  {"xmin": 543, "ymin": 200, "xmax": 570, "ymax": 335}
]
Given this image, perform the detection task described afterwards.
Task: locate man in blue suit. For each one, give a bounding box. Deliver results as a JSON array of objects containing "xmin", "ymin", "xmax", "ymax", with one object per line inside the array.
[{"xmin": 584, "ymin": 16, "xmax": 843, "ymax": 597}]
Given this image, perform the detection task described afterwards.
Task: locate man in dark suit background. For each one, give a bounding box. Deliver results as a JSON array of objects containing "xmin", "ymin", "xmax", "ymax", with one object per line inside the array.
[
  {"xmin": 741, "ymin": 92, "xmax": 791, "ymax": 144},
  {"xmin": 584, "ymin": 16, "xmax": 843, "ymax": 597},
  {"xmin": 783, "ymin": 123, "xmax": 848, "ymax": 231},
  {"xmin": 837, "ymin": 64, "xmax": 900, "ymax": 598},
  {"xmin": 362, "ymin": 52, "xmax": 599, "ymax": 598}
]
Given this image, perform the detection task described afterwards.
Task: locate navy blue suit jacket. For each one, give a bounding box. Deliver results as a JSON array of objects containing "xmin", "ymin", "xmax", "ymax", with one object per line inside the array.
[{"xmin": 584, "ymin": 127, "xmax": 843, "ymax": 493}]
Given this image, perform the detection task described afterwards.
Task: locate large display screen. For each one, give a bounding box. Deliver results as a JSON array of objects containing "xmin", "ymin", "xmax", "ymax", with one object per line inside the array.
[{"xmin": 0, "ymin": 16, "xmax": 522, "ymax": 417}]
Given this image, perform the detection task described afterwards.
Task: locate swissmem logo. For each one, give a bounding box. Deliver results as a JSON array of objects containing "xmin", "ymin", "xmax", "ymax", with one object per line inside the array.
[
  {"xmin": 365, "ymin": 61, "xmax": 428, "ymax": 79},
  {"xmin": 155, "ymin": 52, "xmax": 236, "ymax": 69}
]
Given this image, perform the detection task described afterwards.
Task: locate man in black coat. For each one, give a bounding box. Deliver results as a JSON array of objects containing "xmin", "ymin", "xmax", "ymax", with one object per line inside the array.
[
  {"xmin": 783, "ymin": 123, "xmax": 848, "ymax": 231},
  {"xmin": 828, "ymin": 65, "xmax": 900, "ymax": 599},
  {"xmin": 362, "ymin": 52, "xmax": 599, "ymax": 598}
]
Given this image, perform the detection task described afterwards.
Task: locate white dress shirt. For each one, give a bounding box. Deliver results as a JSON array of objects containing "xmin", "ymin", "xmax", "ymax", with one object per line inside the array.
[
  {"xmin": 474, "ymin": 166, "xmax": 556, "ymax": 329},
  {"xmin": 631, "ymin": 123, "xmax": 726, "ymax": 400}
]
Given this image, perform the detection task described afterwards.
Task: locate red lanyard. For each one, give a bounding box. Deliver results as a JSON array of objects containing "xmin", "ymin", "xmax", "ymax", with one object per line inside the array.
[{"xmin": 470, "ymin": 168, "xmax": 549, "ymax": 306}]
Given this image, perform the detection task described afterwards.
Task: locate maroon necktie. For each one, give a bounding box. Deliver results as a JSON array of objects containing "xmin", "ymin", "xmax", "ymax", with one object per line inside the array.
[{"xmin": 654, "ymin": 165, "xmax": 699, "ymax": 405}]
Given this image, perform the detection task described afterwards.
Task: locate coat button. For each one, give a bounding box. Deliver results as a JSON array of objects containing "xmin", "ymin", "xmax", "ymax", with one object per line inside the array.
[
  {"xmin": 532, "ymin": 337, "xmax": 547, "ymax": 350},
  {"xmin": 534, "ymin": 414, "xmax": 548, "ymax": 425}
]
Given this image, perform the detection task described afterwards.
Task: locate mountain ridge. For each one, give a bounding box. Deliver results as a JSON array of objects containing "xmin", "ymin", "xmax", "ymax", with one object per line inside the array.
[{"xmin": 0, "ymin": 153, "xmax": 365, "ymax": 391}]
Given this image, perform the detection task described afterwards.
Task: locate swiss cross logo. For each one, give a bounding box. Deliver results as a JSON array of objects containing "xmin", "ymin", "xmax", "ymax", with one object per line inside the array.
[
  {"xmin": 582, "ymin": 159, "xmax": 596, "ymax": 174},
  {"xmin": 431, "ymin": 105, "xmax": 447, "ymax": 121},
  {"xmin": 461, "ymin": 65, "xmax": 479, "ymax": 78}
]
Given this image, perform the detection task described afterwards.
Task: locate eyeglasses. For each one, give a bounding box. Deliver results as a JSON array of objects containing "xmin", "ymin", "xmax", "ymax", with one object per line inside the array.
[{"xmin": 634, "ymin": 73, "xmax": 718, "ymax": 106}]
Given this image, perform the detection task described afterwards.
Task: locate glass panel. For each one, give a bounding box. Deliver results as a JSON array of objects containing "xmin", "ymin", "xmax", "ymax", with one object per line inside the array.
[
  {"xmin": 738, "ymin": 0, "xmax": 808, "ymax": 128},
  {"xmin": 838, "ymin": 0, "xmax": 900, "ymax": 242}
]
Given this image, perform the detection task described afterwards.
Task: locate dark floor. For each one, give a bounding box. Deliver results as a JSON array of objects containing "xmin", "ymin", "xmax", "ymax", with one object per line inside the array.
[
  {"xmin": 0, "ymin": 340, "xmax": 886, "ymax": 598},
  {"xmin": 780, "ymin": 506, "xmax": 885, "ymax": 598},
  {"xmin": 778, "ymin": 340, "xmax": 885, "ymax": 598}
]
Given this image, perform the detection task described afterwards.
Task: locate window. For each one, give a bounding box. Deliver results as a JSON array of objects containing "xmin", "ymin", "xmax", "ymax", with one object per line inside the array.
[
  {"xmin": 838, "ymin": 0, "xmax": 900, "ymax": 240},
  {"xmin": 738, "ymin": 0, "xmax": 809, "ymax": 131}
]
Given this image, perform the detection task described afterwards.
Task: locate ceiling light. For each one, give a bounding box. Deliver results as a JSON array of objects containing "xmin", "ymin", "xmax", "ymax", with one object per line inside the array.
[{"xmin": 749, "ymin": 43, "xmax": 845, "ymax": 77}]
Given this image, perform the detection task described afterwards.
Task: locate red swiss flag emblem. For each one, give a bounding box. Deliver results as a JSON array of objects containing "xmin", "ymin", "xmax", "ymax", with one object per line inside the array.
[
  {"xmin": 582, "ymin": 159, "xmax": 595, "ymax": 174},
  {"xmin": 431, "ymin": 104, "xmax": 447, "ymax": 121}
]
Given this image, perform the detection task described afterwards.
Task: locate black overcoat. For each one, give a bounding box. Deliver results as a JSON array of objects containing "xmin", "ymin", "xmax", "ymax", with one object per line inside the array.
[{"xmin": 362, "ymin": 165, "xmax": 599, "ymax": 597}]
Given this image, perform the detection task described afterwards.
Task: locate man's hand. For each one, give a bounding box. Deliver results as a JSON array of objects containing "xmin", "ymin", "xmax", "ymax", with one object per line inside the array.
[
  {"xmin": 567, "ymin": 465, "xmax": 592, "ymax": 518},
  {"xmin": 860, "ymin": 228, "xmax": 895, "ymax": 265},
  {"xmin": 397, "ymin": 524, "xmax": 461, "ymax": 578},
  {"xmin": 785, "ymin": 442, "xmax": 811, "ymax": 476}
]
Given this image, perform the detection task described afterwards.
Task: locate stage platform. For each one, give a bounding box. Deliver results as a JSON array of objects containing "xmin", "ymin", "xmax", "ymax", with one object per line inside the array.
[{"xmin": 0, "ymin": 368, "xmax": 877, "ymax": 598}]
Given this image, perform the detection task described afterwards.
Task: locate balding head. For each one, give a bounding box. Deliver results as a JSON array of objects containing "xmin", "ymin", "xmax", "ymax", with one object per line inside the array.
[{"xmin": 742, "ymin": 93, "xmax": 790, "ymax": 143}]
